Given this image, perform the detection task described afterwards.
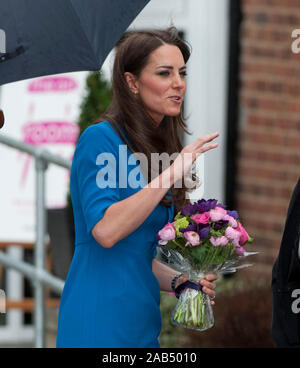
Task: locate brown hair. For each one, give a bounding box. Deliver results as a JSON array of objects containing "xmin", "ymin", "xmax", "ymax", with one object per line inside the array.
[{"xmin": 99, "ymin": 26, "xmax": 198, "ymax": 214}]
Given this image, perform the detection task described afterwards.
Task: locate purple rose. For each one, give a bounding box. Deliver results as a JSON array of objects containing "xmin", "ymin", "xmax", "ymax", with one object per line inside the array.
[
  {"xmin": 195, "ymin": 199, "xmax": 218, "ymax": 214},
  {"xmin": 198, "ymin": 225, "xmax": 210, "ymax": 239},
  {"xmin": 182, "ymin": 223, "xmax": 210, "ymax": 239},
  {"xmin": 214, "ymin": 220, "xmax": 229, "ymax": 230},
  {"xmin": 227, "ymin": 210, "xmax": 239, "ymax": 220},
  {"xmin": 180, "ymin": 222, "xmax": 197, "ymax": 233},
  {"xmin": 180, "ymin": 202, "xmax": 198, "ymax": 216}
]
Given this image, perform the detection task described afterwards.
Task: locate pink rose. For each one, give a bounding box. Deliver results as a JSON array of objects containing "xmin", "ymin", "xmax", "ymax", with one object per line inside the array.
[
  {"xmin": 157, "ymin": 222, "xmax": 176, "ymax": 245},
  {"xmin": 225, "ymin": 226, "xmax": 241, "ymax": 247},
  {"xmin": 191, "ymin": 212, "xmax": 210, "ymax": 224},
  {"xmin": 184, "ymin": 231, "xmax": 200, "ymax": 246},
  {"xmin": 210, "ymin": 235, "xmax": 229, "ymax": 247},
  {"xmin": 223, "ymin": 214, "xmax": 238, "ymax": 228},
  {"xmin": 210, "ymin": 206, "xmax": 227, "ymax": 222},
  {"xmin": 236, "ymin": 222, "xmax": 250, "ymax": 245},
  {"xmin": 235, "ymin": 246, "xmax": 245, "ymax": 256},
  {"xmin": 215, "ymin": 206, "xmax": 227, "ymax": 214}
]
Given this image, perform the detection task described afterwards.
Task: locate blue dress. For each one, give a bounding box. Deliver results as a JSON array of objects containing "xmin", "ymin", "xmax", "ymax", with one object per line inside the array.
[{"xmin": 56, "ymin": 120, "xmax": 174, "ymax": 348}]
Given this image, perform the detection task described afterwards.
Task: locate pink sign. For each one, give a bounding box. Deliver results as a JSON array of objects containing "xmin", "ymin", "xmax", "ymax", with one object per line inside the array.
[
  {"xmin": 28, "ymin": 76, "xmax": 78, "ymax": 92},
  {"xmin": 22, "ymin": 121, "xmax": 79, "ymax": 145},
  {"xmin": 20, "ymin": 121, "xmax": 79, "ymax": 187}
]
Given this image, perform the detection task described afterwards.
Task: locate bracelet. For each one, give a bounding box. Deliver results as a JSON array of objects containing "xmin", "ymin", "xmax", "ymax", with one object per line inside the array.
[
  {"xmin": 175, "ymin": 280, "xmax": 202, "ymax": 299},
  {"xmin": 171, "ymin": 272, "xmax": 184, "ymax": 293}
]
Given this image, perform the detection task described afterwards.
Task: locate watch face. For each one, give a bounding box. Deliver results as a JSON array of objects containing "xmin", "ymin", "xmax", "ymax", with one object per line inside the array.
[{"xmin": 172, "ymin": 273, "xmax": 182, "ymax": 291}]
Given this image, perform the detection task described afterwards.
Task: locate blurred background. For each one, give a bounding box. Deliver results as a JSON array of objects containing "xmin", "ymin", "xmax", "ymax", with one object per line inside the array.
[{"xmin": 0, "ymin": 0, "xmax": 299, "ymax": 347}]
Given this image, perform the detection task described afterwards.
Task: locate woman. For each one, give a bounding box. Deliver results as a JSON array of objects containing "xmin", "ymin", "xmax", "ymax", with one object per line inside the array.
[{"xmin": 56, "ymin": 27, "xmax": 219, "ymax": 348}]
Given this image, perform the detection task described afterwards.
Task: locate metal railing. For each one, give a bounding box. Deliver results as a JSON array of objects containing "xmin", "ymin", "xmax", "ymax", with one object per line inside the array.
[{"xmin": 0, "ymin": 133, "xmax": 72, "ymax": 348}]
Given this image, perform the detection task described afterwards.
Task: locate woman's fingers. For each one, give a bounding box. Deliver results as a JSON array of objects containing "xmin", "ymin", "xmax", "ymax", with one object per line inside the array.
[
  {"xmin": 172, "ymin": 131, "xmax": 219, "ymax": 184},
  {"xmin": 200, "ymin": 279, "xmax": 216, "ymax": 290},
  {"xmin": 200, "ymin": 273, "xmax": 218, "ymax": 298},
  {"xmin": 199, "ymin": 143, "xmax": 218, "ymax": 154},
  {"xmin": 189, "ymin": 132, "xmax": 219, "ymax": 152},
  {"xmin": 197, "ymin": 132, "xmax": 219, "ymax": 146},
  {"xmin": 201, "ymin": 285, "xmax": 216, "ymax": 298},
  {"xmin": 203, "ymin": 273, "xmax": 219, "ymax": 282},
  {"xmin": 196, "ymin": 132, "xmax": 219, "ymax": 154}
]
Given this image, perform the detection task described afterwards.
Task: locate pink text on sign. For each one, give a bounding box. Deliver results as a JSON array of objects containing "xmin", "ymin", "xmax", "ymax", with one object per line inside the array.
[
  {"xmin": 28, "ymin": 76, "xmax": 78, "ymax": 92},
  {"xmin": 22, "ymin": 121, "xmax": 79, "ymax": 145}
]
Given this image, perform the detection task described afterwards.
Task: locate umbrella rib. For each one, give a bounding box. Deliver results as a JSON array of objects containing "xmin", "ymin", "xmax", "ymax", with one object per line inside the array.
[{"xmin": 68, "ymin": 2, "xmax": 98, "ymax": 69}]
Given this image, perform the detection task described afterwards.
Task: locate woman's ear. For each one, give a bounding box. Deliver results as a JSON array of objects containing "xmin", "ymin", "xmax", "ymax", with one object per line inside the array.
[{"xmin": 124, "ymin": 72, "xmax": 139, "ymax": 94}]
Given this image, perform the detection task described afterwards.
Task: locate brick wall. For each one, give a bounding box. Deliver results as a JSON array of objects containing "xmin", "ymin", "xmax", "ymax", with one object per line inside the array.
[{"xmin": 236, "ymin": 0, "xmax": 300, "ymax": 280}]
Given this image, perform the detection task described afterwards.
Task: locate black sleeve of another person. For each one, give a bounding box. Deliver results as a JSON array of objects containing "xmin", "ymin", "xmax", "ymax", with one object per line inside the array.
[{"xmin": 271, "ymin": 177, "xmax": 300, "ymax": 347}]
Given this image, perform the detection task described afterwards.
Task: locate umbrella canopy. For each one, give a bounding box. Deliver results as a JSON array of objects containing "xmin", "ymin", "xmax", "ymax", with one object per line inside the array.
[{"xmin": 0, "ymin": 0, "xmax": 150, "ymax": 85}]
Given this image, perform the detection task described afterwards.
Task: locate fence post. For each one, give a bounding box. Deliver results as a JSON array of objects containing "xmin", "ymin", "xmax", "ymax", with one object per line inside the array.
[{"xmin": 34, "ymin": 155, "xmax": 48, "ymax": 348}]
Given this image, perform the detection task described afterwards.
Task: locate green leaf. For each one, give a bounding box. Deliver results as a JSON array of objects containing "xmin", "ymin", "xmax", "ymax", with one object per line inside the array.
[
  {"xmin": 209, "ymin": 228, "xmax": 224, "ymax": 237},
  {"xmin": 174, "ymin": 211, "xmax": 182, "ymax": 221},
  {"xmin": 174, "ymin": 217, "xmax": 189, "ymax": 238},
  {"xmin": 190, "ymin": 245, "xmax": 208, "ymax": 265}
]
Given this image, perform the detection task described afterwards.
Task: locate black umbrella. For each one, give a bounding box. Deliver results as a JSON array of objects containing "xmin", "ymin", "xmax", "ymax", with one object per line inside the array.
[{"xmin": 0, "ymin": 0, "xmax": 150, "ymax": 86}]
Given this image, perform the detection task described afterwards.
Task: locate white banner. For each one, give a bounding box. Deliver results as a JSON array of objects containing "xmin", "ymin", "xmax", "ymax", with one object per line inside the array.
[{"xmin": 0, "ymin": 72, "xmax": 88, "ymax": 243}]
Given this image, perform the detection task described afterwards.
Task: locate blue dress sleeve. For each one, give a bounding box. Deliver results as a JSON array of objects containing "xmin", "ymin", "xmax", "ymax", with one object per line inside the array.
[{"xmin": 74, "ymin": 124, "xmax": 120, "ymax": 234}]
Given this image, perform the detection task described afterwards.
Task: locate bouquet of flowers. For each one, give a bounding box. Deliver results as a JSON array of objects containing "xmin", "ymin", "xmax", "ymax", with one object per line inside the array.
[{"xmin": 156, "ymin": 198, "xmax": 256, "ymax": 331}]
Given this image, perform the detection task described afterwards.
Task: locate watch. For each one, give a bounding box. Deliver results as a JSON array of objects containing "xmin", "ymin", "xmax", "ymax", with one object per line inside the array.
[{"xmin": 171, "ymin": 272, "xmax": 184, "ymax": 293}]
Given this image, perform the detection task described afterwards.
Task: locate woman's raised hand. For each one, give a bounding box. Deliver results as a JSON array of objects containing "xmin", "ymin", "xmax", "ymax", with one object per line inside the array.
[{"xmin": 170, "ymin": 132, "xmax": 219, "ymax": 185}]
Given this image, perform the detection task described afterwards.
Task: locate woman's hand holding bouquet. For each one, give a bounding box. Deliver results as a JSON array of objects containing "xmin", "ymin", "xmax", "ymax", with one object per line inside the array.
[{"xmin": 157, "ymin": 199, "xmax": 255, "ymax": 331}]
